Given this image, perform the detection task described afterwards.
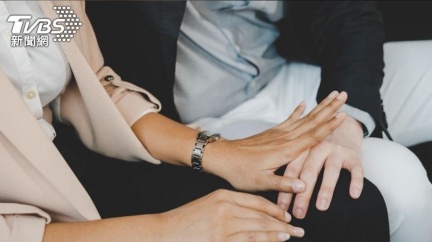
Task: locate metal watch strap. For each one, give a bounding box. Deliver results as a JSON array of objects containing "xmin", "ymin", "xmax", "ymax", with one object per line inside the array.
[{"xmin": 191, "ymin": 131, "xmax": 221, "ymax": 173}]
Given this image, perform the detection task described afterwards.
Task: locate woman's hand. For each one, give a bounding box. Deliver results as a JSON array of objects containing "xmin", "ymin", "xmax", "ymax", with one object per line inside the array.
[
  {"xmin": 203, "ymin": 91, "xmax": 348, "ymax": 193},
  {"xmin": 159, "ymin": 189, "xmax": 304, "ymax": 242},
  {"xmin": 44, "ymin": 190, "xmax": 303, "ymax": 242}
]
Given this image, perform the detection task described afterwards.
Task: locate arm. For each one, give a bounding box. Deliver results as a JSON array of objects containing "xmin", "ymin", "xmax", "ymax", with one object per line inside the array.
[
  {"xmin": 132, "ymin": 91, "xmax": 348, "ymax": 193},
  {"xmin": 278, "ymin": 1, "xmax": 386, "ymax": 218},
  {"xmin": 43, "ymin": 190, "xmax": 303, "ymax": 242},
  {"xmin": 312, "ymin": 1, "xmax": 387, "ymax": 136}
]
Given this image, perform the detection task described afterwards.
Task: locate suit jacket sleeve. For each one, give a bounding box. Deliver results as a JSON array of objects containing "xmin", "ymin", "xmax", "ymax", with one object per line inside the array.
[
  {"xmin": 311, "ymin": 1, "xmax": 387, "ymax": 136},
  {"xmin": 0, "ymin": 203, "xmax": 51, "ymax": 242}
]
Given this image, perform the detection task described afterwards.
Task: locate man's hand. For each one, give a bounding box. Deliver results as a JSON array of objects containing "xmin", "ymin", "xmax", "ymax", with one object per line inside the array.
[
  {"xmin": 277, "ymin": 115, "xmax": 365, "ymax": 219},
  {"xmin": 204, "ymin": 91, "xmax": 348, "ymax": 194}
]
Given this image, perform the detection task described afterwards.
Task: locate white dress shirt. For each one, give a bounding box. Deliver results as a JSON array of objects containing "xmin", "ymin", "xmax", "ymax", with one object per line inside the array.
[
  {"xmin": 175, "ymin": 1, "xmax": 375, "ymax": 134},
  {"xmin": 0, "ymin": 1, "xmax": 71, "ymax": 140}
]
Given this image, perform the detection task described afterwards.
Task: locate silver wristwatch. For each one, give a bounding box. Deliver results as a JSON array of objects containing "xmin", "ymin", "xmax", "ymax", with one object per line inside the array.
[{"xmin": 191, "ymin": 131, "xmax": 221, "ymax": 173}]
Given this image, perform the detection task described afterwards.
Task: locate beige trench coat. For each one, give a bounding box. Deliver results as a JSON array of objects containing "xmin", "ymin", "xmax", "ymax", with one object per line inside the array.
[{"xmin": 0, "ymin": 1, "xmax": 162, "ymax": 241}]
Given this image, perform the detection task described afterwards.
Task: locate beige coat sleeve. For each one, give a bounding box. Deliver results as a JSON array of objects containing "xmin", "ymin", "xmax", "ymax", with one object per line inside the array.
[
  {"xmin": 96, "ymin": 66, "xmax": 161, "ymax": 127},
  {"xmin": 0, "ymin": 203, "xmax": 51, "ymax": 242},
  {"xmin": 48, "ymin": 1, "xmax": 162, "ymax": 163}
]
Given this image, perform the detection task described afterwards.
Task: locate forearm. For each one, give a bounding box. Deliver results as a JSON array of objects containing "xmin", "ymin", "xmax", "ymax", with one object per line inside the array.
[
  {"xmin": 43, "ymin": 214, "xmax": 164, "ymax": 242},
  {"xmin": 131, "ymin": 112, "xmax": 198, "ymax": 167},
  {"xmin": 314, "ymin": 1, "xmax": 385, "ymax": 133}
]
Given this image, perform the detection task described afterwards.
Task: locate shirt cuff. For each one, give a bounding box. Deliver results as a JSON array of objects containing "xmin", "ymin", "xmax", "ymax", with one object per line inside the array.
[{"xmin": 339, "ymin": 104, "xmax": 376, "ymax": 137}]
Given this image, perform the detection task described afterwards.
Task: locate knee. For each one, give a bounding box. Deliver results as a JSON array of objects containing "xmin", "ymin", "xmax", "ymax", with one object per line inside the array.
[{"xmin": 362, "ymin": 138, "xmax": 432, "ymax": 224}]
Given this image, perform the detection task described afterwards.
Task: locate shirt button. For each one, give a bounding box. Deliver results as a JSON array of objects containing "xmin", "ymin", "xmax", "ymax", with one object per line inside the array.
[
  {"xmin": 104, "ymin": 75, "xmax": 115, "ymax": 81},
  {"xmin": 26, "ymin": 91, "xmax": 36, "ymax": 99}
]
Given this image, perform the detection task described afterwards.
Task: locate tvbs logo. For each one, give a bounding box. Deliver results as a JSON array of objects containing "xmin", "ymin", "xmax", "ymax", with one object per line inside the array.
[
  {"xmin": 7, "ymin": 6, "xmax": 82, "ymax": 47},
  {"xmin": 8, "ymin": 15, "xmax": 65, "ymax": 35}
]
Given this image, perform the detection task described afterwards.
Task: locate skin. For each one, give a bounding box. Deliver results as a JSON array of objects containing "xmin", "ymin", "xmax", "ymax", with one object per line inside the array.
[
  {"xmin": 43, "ymin": 91, "xmax": 347, "ymax": 241},
  {"xmin": 277, "ymin": 111, "xmax": 364, "ymax": 219}
]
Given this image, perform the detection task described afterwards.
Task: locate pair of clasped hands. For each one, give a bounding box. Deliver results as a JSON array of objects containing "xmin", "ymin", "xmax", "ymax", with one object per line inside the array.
[{"xmin": 160, "ymin": 91, "xmax": 364, "ymax": 241}]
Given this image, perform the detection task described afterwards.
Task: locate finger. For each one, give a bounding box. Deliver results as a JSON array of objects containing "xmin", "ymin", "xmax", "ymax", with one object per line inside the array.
[
  {"xmin": 277, "ymin": 151, "xmax": 309, "ymax": 211},
  {"xmin": 257, "ymin": 173, "xmax": 306, "ymax": 194},
  {"xmin": 231, "ymin": 192, "xmax": 292, "ymax": 223},
  {"xmin": 287, "ymin": 92, "xmax": 347, "ymax": 138},
  {"xmin": 316, "ymin": 155, "xmax": 343, "ymax": 211},
  {"xmin": 276, "ymin": 101, "xmax": 306, "ymax": 130},
  {"xmin": 347, "ymin": 163, "xmax": 364, "ymax": 199},
  {"xmin": 227, "ymin": 231, "xmax": 295, "ymax": 242},
  {"xmin": 228, "ymin": 218, "xmax": 304, "ymax": 238},
  {"xmin": 233, "ymin": 206, "xmax": 291, "ymax": 223},
  {"xmin": 308, "ymin": 91, "xmax": 340, "ymax": 116},
  {"xmin": 284, "ymin": 91, "xmax": 339, "ymax": 132},
  {"xmin": 292, "ymin": 145, "xmax": 328, "ymax": 219},
  {"xmin": 281, "ymin": 112, "xmax": 346, "ymax": 161}
]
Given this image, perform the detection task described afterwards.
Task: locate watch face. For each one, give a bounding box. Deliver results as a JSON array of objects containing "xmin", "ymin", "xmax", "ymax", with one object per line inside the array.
[{"xmin": 199, "ymin": 131, "xmax": 221, "ymax": 142}]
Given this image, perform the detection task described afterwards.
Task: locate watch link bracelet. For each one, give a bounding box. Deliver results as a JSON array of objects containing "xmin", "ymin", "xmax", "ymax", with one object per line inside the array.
[{"xmin": 191, "ymin": 131, "xmax": 221, "ymax": 173}]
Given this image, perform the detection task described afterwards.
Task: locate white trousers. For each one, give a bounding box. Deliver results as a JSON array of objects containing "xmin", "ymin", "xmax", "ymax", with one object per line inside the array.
[{"xmin": 195, "ymin": 40, "xmax": 432, "ymax": 242}]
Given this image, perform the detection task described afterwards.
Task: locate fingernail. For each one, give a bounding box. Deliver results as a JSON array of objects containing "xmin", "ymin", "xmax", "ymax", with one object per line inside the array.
[
  {"xmin": 285, "ymin": 211, "xmax": 292, "ymax": 222},
  {"xmin": 294, "ymin": 208, "xmax": 304, "ymax": 219},
  {"xmin": 335, "ymin": 112, "xmax": 343, "ymax": 118},
  {"xmin": 278, "ymin": 232, "xmax": 290, "ymax": 241},
  {"xmin": 317, "ymin": 198, "xmax": 329, "ymax": 210},
  {"xmin": 328, "ymin": 91, "xmax": 338, "ymax": 99},
  {"xmin": 293, "ymin": 227, "xmax": 305, "ymax": 237},
  {"xmin": 328, "ymin": 91, "xmax": 339, "ymax": 99},
  {"xmin": 351, "ymin": 187, "xmax": 361, "ymax": 198},
  {"xmin": 336, "ymin": 91, "xmax": 346, "ymax": 100},
  {"xmin": 298, "ymin": 101, "xmax": 305, "ymax": 107},
  {"xmin": 292, "ymin": 180, "xmax": 305, "ymax": 193}
]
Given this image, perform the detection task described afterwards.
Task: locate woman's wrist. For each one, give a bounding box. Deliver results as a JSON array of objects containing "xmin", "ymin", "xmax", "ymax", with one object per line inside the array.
[
  {"xmin": 200, "ymin": 138, "xmax": 233, "ymax": 178},
  {"xmin": 132, "ymin": 113, "xmax": 199, "ymax": 167}
]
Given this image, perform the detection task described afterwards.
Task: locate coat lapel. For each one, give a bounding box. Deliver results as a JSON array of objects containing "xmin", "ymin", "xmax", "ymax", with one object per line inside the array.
[{"xmin": 0, "ymin": 70, "xmax": 100, "ymax": 221}]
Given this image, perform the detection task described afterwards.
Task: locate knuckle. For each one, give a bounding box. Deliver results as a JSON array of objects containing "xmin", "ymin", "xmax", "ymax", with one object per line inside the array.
[
  {"xmin": 278, "ymin": 207, "xmax": 286, "ymax": 219},
  {"xmin": 306, "ymin": 129, "xmax": 321, "ymax": 145},
  {"xmin": 285, "ymin": 146, "xmax": 294, "ymax": 158},
  {"xmin": 326, "ymin": 161, "xmax": 341, "ymax": 171},
  {"xmin": 213, "ymin": 189, "xmax": 229, "ymax": 200},
  {"xmin": 320, "ymin": 185, "xmax": 335, "ymax": 195},
  {"xmin": 308, "ymin": 128, "xmax": 318, "ymax": 138},
  {"xmin": 329, "ymin": 101, "xmax": 339, "ymax": 112},
  {"xmin": 215, "ymin": 202, "xmax": 232, "ymax": 217},
  {"xmin": 352, "ymin": 164, "xmax": 364, "ymax": 176},
  {"xmin": 286, "ymin": 164, "xmax": 302, "ymax": 176},
  {"xmin": 301, "ymin": 167, "xmax": 319, "ymax": 180},
  {"xmin": 252, "ymin": 175, "xmax": 265, "ymax": 188},
  {"xmin": 295, "ymin": 193, "xmax": 310, "ymax": 204},
  {"xmin": 306, "ymin": 114, "xmax": 318, "ymax": 125}
]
